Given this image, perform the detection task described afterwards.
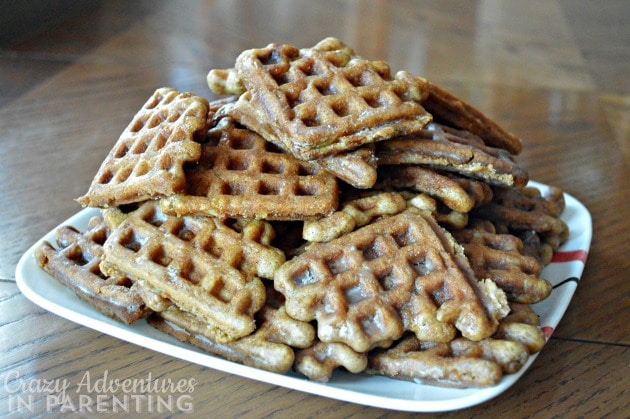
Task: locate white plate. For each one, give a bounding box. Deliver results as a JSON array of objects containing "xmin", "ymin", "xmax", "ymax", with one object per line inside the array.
[{"xmin": 15, "ymin": 181, "xmax": 592, "ymax": 412}]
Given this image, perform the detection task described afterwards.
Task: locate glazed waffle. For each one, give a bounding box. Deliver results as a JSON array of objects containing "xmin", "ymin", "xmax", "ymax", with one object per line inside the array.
[
  {"xmin": 99, "ymin": 201, "xmax": 285, "ymax": 341},
  {"xmin": 206, "ymin": 68, "xmax": 244, "ymax": 96},
  {"xmin": 35, "ymin": 216, "xmax": 150, "ymax": 324},
  {"xmin": 404, "ymin": 192, "xmax": 469, "ymax": 230},
  {"xmin": 77, "ymin": 88, "xmax": 210, "ymax": 208},
  {"xmin": 274, "ymin": 210, "xmax": 509, "ymax": 353},
  {"xmin": 37, "ymin": 35, "xmax": 573, "ymax": 389},
  {"xmin": 216, "ymin": 37, "xmax": 432, "ymax": 160},
  {"xmin": 159, "ymin": 117, "xmax": 339, "ymax": 220},
  {"xmin": 450, "ymin": 220, "xmax": 552, "ymax": 303},
  {"xmin": 376, "ymin": 122, "xmax": 529, "ymax": 187},
  {"xmin": 376, "ymin": 165, "xmax": 494, "ymax": 213},
  {"xmin": 147, "ymin": 297, "xmax": 315, "ymax": 374},
  {"xmin": 302, "ymin": 192, "xmax": 408, "ymax": 242},
  {"xmin": 294, "ymin": 341, "xmax": 368, "ymax": 382},
  {"xmin": 422, "ymin": 82, "xmax": 523, "ymax": 155},
  {"xmin": 366, "ymin": 303, "xmax": 545, "ymax": 388},
  {"xmin": 315, "ymin": 145, "xmax": 378, "ymax": 189},
  {"xmin": 471, "ymin": 185, "xmax": 569, "ymax": 265}
]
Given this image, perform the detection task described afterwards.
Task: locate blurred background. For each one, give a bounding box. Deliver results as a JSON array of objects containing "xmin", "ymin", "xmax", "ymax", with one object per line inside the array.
[{"xmin": 1, "ymin": 0, "xmax": 628, "ymax": 162}]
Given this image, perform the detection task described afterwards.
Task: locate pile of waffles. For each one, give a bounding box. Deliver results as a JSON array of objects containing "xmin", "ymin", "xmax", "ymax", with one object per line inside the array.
[{"xmin": 35, "ymin": 38, "xmax": 569, "ymax": 388}]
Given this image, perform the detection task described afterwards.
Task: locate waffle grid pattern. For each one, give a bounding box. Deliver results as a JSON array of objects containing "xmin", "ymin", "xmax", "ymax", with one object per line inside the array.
[
  {"xmin": 230, "ymin": 38, "xmax": 431, "ymax": 159},
  {"xmin": 35, "ymin": 216, "xmax": 149, "ymax": 324},
  {"xmin": 78, "ymin": 87, "xmax": 209, "ymax": 207},
  {"xmin": 160, "ymin": 118, "xmax": 338, "ymax": 220},
  {"xmin": 101, "ymin": 203, "xmax": 270, "ymax": 341}
]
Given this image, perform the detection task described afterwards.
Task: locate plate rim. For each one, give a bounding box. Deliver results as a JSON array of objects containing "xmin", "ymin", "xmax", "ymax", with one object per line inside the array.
[{"xmin": 14, "ymin": 181, "xmax": 592, "ymax": 412}]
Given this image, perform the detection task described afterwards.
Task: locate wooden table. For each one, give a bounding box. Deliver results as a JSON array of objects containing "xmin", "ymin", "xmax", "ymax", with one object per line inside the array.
[{"xmin": 1, "ymin": 1, "xmax": 628, "ymax": 417}]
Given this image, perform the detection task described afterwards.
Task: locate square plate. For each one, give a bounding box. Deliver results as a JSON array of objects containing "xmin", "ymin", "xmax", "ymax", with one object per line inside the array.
[{"xmin": 15, "ymin": 181, "xmax": 591, "ymax": 412}]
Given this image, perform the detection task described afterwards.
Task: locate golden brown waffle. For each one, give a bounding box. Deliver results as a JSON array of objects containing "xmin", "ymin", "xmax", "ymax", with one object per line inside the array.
[
  {"xmin": 374, "ymin": 325, "xmax": 537, "ymax": 387},
  {"xmin": 147, "ymin": 299, "xmax": 315, "ymax": 374},
  {"xmin": 207, "ymin": 68, "xmax": 244, "ymax": 96},
  {"xmin": 303, "ymin": 192, "xmax": 408, "ymax": 242},
  {"xmin": 376, "ymin": 165, "xmax": 494, "ymax": 212},
  {"xmin": 376, "ymin": 122, "xmax": 529, "ymax": 187},
  {"xmin": 366, "ymin": 336, "xmax": 506, "ymax": 387},
  {"xmin": 471, "ymin": 186, "xmax": 569, "ymax": 265},
  {"xmin": 315, "ymin": 145, "xmax": 378, "ymax": 189},
  {"xmin": 294, "ymin": 341, "xmax": 368, "ymax": 382},
  {"xmin": 494, "ymin": 302, "xmax": 545, "ymax": 353},
  {"xmin": 35, "ymin": 216, "xmax": 150, "ymax": 324},
  {"xmin": 216, "ymin": 37, "xmax": 432, "ymax": 160},
  {"xmin": 77, "ymin": 88, "xmax": 210, "ymax": 208},
  {"xmin": 275, "ymin": 210, "xmax": 508, "ymax": 353},
  {"xmin": 450, "ymin": 220, "xmax": 552, "ymax": 303},
  {"xmin": 302, "ymin": 189, "xmax": 469, "ymax": 242},
  {"xmin": 100, "ymin": 201, "xmax": 285, "ymax": 342},
  {"xmin": 366, "ymin": 303, "xmax": 545, "ymax": 387},
  {"xmin": 422, "ymin": 83, "xmax": 523, "ymax": 155},
  {"xmin": 404, "ymin": 192, "xmax": 469, "ymax": 230},
  {"xmin": 295, "ymin": 304, "xmax": 544, "ymax": 383},
  {"xmin": 159, "ymin": 117, "xmax": 339, "ymax": 220},
  {"xmin": 208, "ymin": 68, "xmax": 382, "ymax": 191}
]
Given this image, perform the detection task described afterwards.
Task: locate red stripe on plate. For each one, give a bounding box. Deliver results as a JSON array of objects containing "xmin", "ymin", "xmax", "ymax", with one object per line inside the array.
[
  {"xmin": 551, "ymin": 250, "xmax": 588, "ymax": 263},
  {"xmin": 541, "ymin": 326, "xmax": 554, "ymax": 340}
]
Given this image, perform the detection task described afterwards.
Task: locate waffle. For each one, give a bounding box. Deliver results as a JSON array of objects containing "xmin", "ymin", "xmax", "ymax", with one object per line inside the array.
[
  {"xmin": 315, "ymin": 145, "xmax": 378, "ymax": 189},
  {"xmin": 376, "ymin": 122, "xmax": 529, "ymax": 187},
  {"xmin": 77, "ymin": 88, "xmax": 210, "ymax": 208},
  {"xmin": 494, "ymin": 302, "xmax": 545, "ymax": 353},
  {"xmin": 42, "ymin": 38, "xmax": 571, "ymax": 389},
  {"xmin": 207, "ymin": 68, "xmax": 244, "ymax": 96},
  {"xmin": 34, "ymin": 216, "xmax": 150, "ymax": 324},
  {"xmin": 422, "ymin": 83, "xmax": 523, "ymax": 155},
  {"xmin": 366, "ymin": 335, "xmax": 518, "ymax": 387},
  {"xmin": 275, "ymin": 210, "xmax": 509, "ymax": 353},
  {"xmin": 404, "ymin": 193, "xmax": 469, "ymax": 230},
  {"xmin": 99, "ymin": 201, "xmax": 285, "ymax": 341},
  {"xmin": 293, "ymin": 341, "xmax": 368, "ymax": 382},
  {"xmin": 216, "ymin": 37, "xmax": 432, "ymax": 160},
  {"xmin": 159, "ymin": 117, "xmax": 339, "ymax": 220},
  {"xmin": 376, "ymin": 165, "xmax": 494, "ymax": 213},
  {"xmin": 366, "ymin": 303, "xmax": 544, "ymax": 388},
  {"xmin": 147, "ymin": 296, "xmax": 315, "ymax": 374},
  {"xmin": 450, "ymin": 220, "xmax": 552, "ymax": 303},
  {"xmin": 303, "ymin": 192, "xmax": 408, "ymax": 242},
  {"xmin": 471, "ymin": 185, "xmax": 569, "ymax": 265}
]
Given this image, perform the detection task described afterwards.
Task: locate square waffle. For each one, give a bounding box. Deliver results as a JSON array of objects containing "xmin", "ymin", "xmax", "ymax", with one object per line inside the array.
[
  {"xmin": 376, "ymin": 165, "xmax": 494, "ymax": 213},
  {"xmin": 376, "ymin": 122, "xmax": 529, "ymax": 187},
  {"xmin": 147, "ymin": 286, "xmax": 315, "ymax": 374},
  {"xmin": 314, "ymin": 145, "xmax": 378, "ymax": 189},
  {"xmin": 99, "ymin": 201, "xmax": 285, "ymax": 342},
  {"xmin": 450, "ymin": 220, "xmax": 552, "ymax": 303},
  {"xmin": 274, "ymin": 210, "xmax": 509, "ymax": 353},
  {"xmin": 366, "ymin": 303, "xmax": 545, "ymax": 388},
  {"xmin": 159, "ymin": 117, "xmax": 339, "ymax": 220},
  {"xmin": 294, "ymin": 341, "xmax": 368, "ymax": 382},
  {"xmin": 422, "ymin": 82, "xmax": 523, "ymax": 155},
  {"xmin": 35, "ymin": 215, "xmax": 150, "ymax": 324},
  {"xmin": 35, "ymin": 34, "xmax": 574, "ymax": 389},
  {"xmin": 471, "ymin": 185, "xmax": 569, "ymax": 265},
  {"xmin": 77, "ymin": 87, "xmax": 210, "ymax": 208},
  {"xmin": 218, "ymin": 37, "xmax": 432, "ymax": 160}
]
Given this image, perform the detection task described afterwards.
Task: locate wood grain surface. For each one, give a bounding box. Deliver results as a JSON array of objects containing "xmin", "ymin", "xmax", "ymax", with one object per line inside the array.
[{"xmin": 1, "ymin": 1, "xmax": 628, "ymax": 417}]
